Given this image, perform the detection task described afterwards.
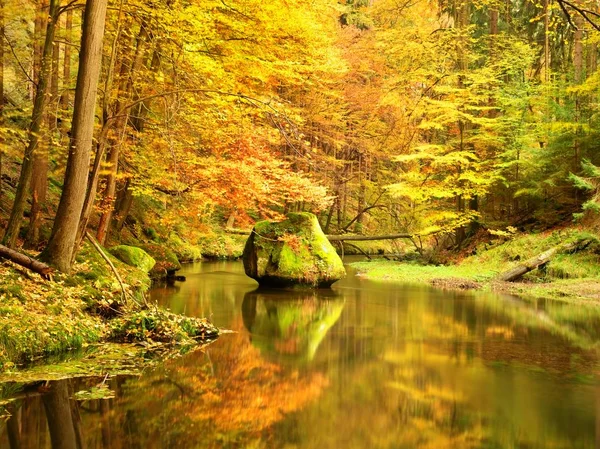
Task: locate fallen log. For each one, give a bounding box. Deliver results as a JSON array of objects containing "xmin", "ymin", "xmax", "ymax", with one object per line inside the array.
[
  {"xmin": 0, "ymin": 244, "xmax": 53, "ymax": 280},
  {"xmin": 496, "ymin": 239, "xmax": 588, "ymax": 282},
  {"xmin": 224, "ymin": 228, "xmax": 434, "ymax": 242},
  {"xmin": 326, "ymin": 233, "xmax": 414, "ymax": 241}
]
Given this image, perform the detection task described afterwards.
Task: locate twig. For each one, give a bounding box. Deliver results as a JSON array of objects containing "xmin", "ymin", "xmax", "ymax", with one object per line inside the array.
[{"xmin": 85, "ymin": 232, "xmax": 144, "ymax": 308}]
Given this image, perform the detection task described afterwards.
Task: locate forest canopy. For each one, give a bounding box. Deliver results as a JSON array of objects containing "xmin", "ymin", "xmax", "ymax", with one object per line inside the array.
[{"xmin": 0, "ymin": 0, "xmax": 599, "ymax": 270}]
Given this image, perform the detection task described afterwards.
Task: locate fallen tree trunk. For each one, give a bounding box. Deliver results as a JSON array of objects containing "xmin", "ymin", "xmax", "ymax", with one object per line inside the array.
[
  {"xmin": 326, "ymin": 233, "xmax": 414, "ymax": 241},
  {"xmin": 0, "ymin": 244, "xmax": 53, "ymax": 279},
  {"xmin": 496, "ymin": 239, "xmax": 588, "ymax": 282},
  {"xmin": 225, "ymin": 228, "xmax": 435, "ymax": 242}
]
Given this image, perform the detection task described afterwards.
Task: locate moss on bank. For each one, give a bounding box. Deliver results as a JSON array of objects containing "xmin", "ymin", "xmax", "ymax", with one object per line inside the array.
[
  {"xmin": 351, "ymin": 229, "xmax": 600, "ymax": 303},
  {"xmin": 0, "ymin": 242, "xmax": 218, "ymax": 371}
]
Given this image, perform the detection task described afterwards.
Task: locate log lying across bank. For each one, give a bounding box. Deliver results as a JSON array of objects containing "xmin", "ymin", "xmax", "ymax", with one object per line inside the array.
[
  {"xmin": 0, "ymin": 244, "xmax": 53, "ymax": 279},
  {"xmin": 326, "ymin": 233, "xmax": 414, "ymax": 241},
  {"xmin": 226, "ymin": 228, "xmax": 419, "ymax": 241},
  {"xmin": 497, "ymin": 239, "xmax": 590, "ymax": 282}
]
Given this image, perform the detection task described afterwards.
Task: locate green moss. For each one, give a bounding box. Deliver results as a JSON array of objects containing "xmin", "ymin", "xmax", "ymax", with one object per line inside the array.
[
  {"xmin": 351, "ymin": 228, "xmax": 600, "ymax": 304},
  {"xmin": 110, "ymin": 308, "xmax": 219, "ymax": 343},
  {"xmin": 197, "ymin": 233, "xmax": 245, "ymax": 259},
  {"xmin": 243, "ymin": 212, "xmax": 345, "ymax": 287},
  {"xmin": 108, "ymin": 245, "xmax": 156, "ymax": 272},
  {"xmin": 167, "ymin": 233, "xmax": 203, "ymax": 262},
  {"xmin": 139, "ymin": 244, "xmax": 182, "ymax": 278}
]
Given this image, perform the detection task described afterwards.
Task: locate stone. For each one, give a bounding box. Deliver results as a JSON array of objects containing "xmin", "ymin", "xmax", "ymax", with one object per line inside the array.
[
  {"xmin": 108, "ymin": 245, "xmax": 156, "ymax": 273},
  {"xmin": 139, "ymin": 244, "xmax": 182, "ymax": 279},
  {"xmin": 242, "ymin": 212, "xmax": 346, "ymax": 288}
]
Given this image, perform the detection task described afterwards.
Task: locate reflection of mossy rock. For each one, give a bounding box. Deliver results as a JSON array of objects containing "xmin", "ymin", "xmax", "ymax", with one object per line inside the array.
[
  {"xmin": 140, "ymin": 244, "xmax": 182, "ymax": 278},
  {"xmin": 242, "ymin": 289, "xmax": 344, "ymax": 362},
  {"xmin": 243, "ymin": 212, "xmax": 345, "ymax": 288},
  {"xmin": 108, "ymin": 245, "xmax": 156, "ymax": 273}
]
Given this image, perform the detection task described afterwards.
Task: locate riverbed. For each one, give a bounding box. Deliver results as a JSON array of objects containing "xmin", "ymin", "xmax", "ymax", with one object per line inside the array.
[{"xmin": 2, "ymin": 259, "xmax": 599, "ymax": 448}]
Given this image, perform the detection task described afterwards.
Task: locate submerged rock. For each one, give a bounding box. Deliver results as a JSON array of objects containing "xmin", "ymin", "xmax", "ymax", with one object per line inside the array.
[
  {"xmin": 242, "ymin": 212, "xmax": 346, "ymax": 288},
  {"xmin": 108, "ymin": 245, "xmax": 156, "ymax": 273}
]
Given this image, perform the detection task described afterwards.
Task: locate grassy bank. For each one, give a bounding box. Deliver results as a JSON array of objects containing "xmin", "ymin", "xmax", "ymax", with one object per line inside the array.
[
  {"xmin": 0, "ymin": 242, "xmax": 218, "ymax": 370},
  {"xmin": 351, "ymin": 228, "xmax": 600, "ymax": 303}
]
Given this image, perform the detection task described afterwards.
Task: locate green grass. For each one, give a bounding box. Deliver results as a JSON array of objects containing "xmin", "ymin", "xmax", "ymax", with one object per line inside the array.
[{"xmin": 351, "ymin": 228, "xmax": 600, "ymax": 303}]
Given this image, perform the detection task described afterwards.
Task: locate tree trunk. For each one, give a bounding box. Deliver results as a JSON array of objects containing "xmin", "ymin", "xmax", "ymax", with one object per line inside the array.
[
  {"xmin": 27, "ymin": 20, "xmax": 60, "ymax": 248},
  {"xmin": 96, "ymin": 21, "xmax": 149, "ymax": 245},
  {"xmin": 543, "ymin": 0, "xmax": 550, "ymax": 82},
  {"xmin": 574, "ymin": 13, "xmax": 584, "ymax": 84},
  {"xmin": 74, "ymin": 1, "xmax": 126, "ymax": 248},
  {"xmin": 59, "ymin": 9, "xmax": 73, "ymax": 109},
  {"xmin": 41, "ymin": 0, "xmax": 108, "ymax": 272},
  {"xmin": 2, "ymin": 0, "xmax": 58, "ymax": 248},
  {"xmin": 112, "ymin": 179, "xmax": 133, "ymax": 233},
  {"xmin": 0, "ymin": 243, "xmax": 53, "ymax": 278},
  {"xmin": 490, "ymin": 8, "xmax": 498, "ymax": 35},
  {"xmin": 0, "ymin": 0, "xmax": 4, "ymax": 206}
]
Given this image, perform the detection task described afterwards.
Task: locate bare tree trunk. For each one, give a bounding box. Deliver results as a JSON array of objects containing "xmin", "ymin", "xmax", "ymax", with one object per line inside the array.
[
  {"xmin": 27, "ymin": 20, "xmax": 60, "ymax": 247},
  {"xmin": 543, "ymin": 0, "xmax": 550, "ymax": 82},
  {"xmin": 0, "ymin": 0, "xmax": 4, "ymax": 206},
  {"xmin": 96, "ymin": 21, "xmax": 148, "ymax": 245},
  {"xmin": 59, "ymin": 9, "xmax": 73, "ymax": 109},
  {"xmin": 2, "ymin": 0, "xmax": 58, "ymax": 248},
  {"xmin": 573, "ymin": 12, "xmax": 584, "ymax": 185},
  {"xmin": 490, "ymin": 8, "xmax": 498, "ymax": 35},
  {"xmin": 75, "ymin": 0, "xmax": 126, "ymax": 248},
  {"xmin": 112, "ymin": 180, "xmax": 133, "ymax": 233},
  {"xmin": 41, "ymin": 0, "xmax": 108, "ymax": 272}
]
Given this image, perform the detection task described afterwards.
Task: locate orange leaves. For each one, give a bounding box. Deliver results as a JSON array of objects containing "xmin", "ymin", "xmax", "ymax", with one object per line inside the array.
[{"xmin": 119, "ymin": 320, "xmax": 328, "ymax": 446}]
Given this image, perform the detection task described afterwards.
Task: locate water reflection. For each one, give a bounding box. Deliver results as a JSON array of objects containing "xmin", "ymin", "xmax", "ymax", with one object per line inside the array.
[
  {"xmin": 3, "ymin": 261, "xmax": 600, "ymax": 448},
  {"xmin": 242, "ymin": 289, "xmax": 345, "ymax": 363}
]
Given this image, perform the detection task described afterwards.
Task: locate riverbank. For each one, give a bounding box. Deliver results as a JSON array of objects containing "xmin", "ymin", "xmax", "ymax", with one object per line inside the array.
[
  {"xmin": 351, "ymin": 228, "xmax": 600, "ymax": 303},
  {"xmin": 0, "ymin": 242, "xmax": 218, "ymax": 370}
]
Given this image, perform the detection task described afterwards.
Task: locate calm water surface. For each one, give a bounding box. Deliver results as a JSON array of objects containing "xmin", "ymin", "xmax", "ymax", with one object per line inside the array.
[{"xmin": 3, "ymin": 259, "xmax": 600, "ymax": 448}]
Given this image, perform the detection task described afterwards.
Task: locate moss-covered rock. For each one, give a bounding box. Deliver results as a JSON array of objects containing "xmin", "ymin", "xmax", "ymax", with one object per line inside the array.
[
  {"xmin": 139, "ymin": 244, "xmax": 182, "ymax": 279},
  {"xmin": 242, "ymin": 212, "xmax": 346, "ymax": 288},
  {"xmin": 108, "ymin": 245, "xmax": 156, "ymax": 273}
]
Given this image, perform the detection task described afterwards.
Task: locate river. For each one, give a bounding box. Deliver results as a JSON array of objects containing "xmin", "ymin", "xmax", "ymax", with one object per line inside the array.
[{"xmin": 2, "ymin": 259, "xmax": 600, "ymax": 448}]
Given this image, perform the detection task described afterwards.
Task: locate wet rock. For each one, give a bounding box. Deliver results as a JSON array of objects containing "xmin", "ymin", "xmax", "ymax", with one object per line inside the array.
[
  {"xmin": 139, "ymin": 244, "xmax": 182, "ymax": 279},
  {"xmin": 242, "ymin": 212, "xmax": 346, "ymax": 288}
]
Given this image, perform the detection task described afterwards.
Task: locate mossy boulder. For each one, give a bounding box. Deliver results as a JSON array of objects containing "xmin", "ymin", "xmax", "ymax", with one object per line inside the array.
[
  {"xmin": 139, "ymin": 244, "xmax": 182, "ymax": 279},
  {"xmin": 242, "ymin": 212, "xmax": 346, "ymax": 288},
  {"xmin": 108, "ymin": 245, "xmax": 156, "ymax": 273}
]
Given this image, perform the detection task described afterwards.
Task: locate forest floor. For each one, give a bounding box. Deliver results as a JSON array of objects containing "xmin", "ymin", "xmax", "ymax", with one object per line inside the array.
[
  {"xmin": 0, "ymin": 241, "xmax": 219, "ymax": 372},
  {"xmin": 350, "ymin": 228, "xmax": 600, "ymax": 304}
]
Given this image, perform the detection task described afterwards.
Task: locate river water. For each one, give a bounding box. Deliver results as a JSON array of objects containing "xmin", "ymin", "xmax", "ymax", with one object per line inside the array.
[{"xmin": 2, "ymin": 259, "xmax": 600, "ymax": 448}]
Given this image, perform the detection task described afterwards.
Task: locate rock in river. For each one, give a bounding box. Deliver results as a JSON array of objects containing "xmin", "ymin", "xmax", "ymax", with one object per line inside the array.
[{"xmin": 242, "ymin": 212, "xmax": 346, "ymax": 288}]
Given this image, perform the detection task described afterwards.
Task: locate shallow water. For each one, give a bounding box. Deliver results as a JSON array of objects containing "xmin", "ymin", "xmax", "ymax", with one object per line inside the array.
[{"xmin": 2, "ymin": 260, "xmax": 600, "ymax": 448}]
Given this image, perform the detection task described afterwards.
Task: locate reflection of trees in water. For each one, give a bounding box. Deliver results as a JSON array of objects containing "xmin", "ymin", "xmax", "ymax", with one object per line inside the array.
[
  {"xmin": 242, "ymin": 288, "xmax": 345, "ymax": 363},
  {"xmin": 1, "ymin": 334, "xmax": 328, "ymax": 448},
  {"xmin": 3, "ymin": 380, "xmax": 84, "ymax": 449}
]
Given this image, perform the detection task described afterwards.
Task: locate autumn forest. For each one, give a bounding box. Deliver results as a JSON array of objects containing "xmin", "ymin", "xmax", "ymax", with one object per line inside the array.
[
  {"xmin": 2, "ymin": 0, "xmax": 600, "ymax": 447},
  {"xmin": 3, "ymin": 0, "xmax": 600, "ymax": 263}
]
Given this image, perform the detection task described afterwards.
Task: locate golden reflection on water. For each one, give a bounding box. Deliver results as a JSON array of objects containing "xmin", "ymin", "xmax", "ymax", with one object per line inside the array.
[{"xmin": 2, "ymin": 261, "xmax": 600, "ymax": 448}]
